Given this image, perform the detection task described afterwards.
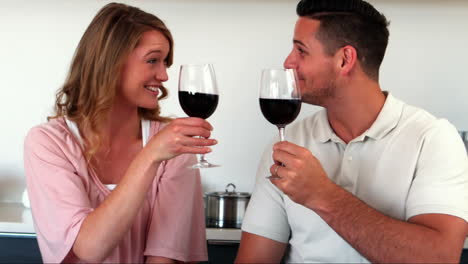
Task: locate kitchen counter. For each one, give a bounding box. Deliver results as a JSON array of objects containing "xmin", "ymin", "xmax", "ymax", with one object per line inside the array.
[
  {"xmin": 0, "ymin": 202, "xmax": 242, "ymax": 240},
  {"xmin": 0, "ymin": 202, "xmax": 465, "ymax": 248},
  {"xmin": 206, "ymin": 227, "xmax": 241, "ymax": 241},
  {"xmin": 0, "ymin": 203, "xmax": 35, "ymax": 234}
]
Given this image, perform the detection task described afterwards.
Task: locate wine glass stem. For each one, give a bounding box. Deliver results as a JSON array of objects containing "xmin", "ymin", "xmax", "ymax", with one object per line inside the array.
[
  {"xmin": 199, "ymin": 153, "xmax": 207, "ymax": 163},
  {"xmin": 278, "ymin": 126, "xmax": 285, "ymax": 142},
  {"xmin": 198, "ymin": 136, "xmax": 208, "ymax": 164}
]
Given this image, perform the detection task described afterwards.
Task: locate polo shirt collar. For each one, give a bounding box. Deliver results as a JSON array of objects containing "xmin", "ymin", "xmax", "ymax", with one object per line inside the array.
[
  {"xmin": 314, "ymin": 110, "xmax": 336, "ymax": 143},
  {"xmin": 364, "ymin": 92, "xmax": 403, "ymax": 140},
  {"xmin": 314, "ymin": 92, "xmax": 404, "ymax": 143}
]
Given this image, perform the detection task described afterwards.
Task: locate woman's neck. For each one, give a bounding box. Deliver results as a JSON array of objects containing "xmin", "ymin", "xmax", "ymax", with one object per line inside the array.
[{"xmin": 102, "ymin": 104, "xmax": 141, "ymax": 146}]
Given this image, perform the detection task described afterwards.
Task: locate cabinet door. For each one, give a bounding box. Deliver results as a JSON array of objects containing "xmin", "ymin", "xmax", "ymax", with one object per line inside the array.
[
  {"xmin": 0, "ymin": 235, "xmax": 42, "ymax": 263},
  {"xmin": 461, "ymin": 249, "xmax": 468, "ymax": 264},
  {"xmin": 204, "ymin": 240, "xmax": 239, "ymax": 264}
]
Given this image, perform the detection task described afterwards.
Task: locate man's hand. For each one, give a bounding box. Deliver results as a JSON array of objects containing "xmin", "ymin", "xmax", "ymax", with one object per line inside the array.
[{"xmin": 269, "ymin": 141, "xmax": 334, "ymax": 208}]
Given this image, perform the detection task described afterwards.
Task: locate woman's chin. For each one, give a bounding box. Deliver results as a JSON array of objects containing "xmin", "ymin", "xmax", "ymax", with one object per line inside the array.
[{"xmin": 138, "ymin": 102, "xmax": 159, "ymax": 110}]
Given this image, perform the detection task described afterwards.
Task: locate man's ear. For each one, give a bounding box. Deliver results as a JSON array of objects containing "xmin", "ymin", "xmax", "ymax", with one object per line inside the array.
[{"xmin": 337, "ymin": 45, "xmax": 357, "ymax": 76}]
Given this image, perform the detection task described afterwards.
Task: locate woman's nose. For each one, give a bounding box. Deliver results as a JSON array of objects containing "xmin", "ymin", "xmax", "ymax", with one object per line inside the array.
[{"xmin": 156, "ymin": 66, "xmax": 168, "ymax": 82}]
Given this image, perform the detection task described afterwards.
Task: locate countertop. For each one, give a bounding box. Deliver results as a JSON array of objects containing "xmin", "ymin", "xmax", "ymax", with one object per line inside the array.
[
  {"xmin": 0, "ymin": 202, "xmax": 241, "ymax": 240},
  {"xmin": 0, "ymin": 203, "xmax": 466, "ymax": 249},
  {"xmin": 0, "ymin": 202, "xmax": 35, "ymax": 234}
]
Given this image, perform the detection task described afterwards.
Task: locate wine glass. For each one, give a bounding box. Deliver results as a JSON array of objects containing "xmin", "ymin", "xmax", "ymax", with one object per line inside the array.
[
  {"xmin": 259, "ymin": 68, "xmax": 301, "ymax": 179},
  {"xmin": 178, "ymin": 64, "xmax": 220, "ymax": 168}
]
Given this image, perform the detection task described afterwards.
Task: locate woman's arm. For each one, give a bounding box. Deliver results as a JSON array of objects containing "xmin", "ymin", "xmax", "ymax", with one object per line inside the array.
[
  {"xmin": 146, "ymin": 256, "xmax": 178, "ymax": 263},
  {"xmin": 72, "ymin": 118, "xmax": 216, "ymax": 262}
]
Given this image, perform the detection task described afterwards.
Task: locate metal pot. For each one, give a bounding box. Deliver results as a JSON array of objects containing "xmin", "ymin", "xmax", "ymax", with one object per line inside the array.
[{"xmin": 205, "ymin": 183, "xmax": 251, "ymax": 229}]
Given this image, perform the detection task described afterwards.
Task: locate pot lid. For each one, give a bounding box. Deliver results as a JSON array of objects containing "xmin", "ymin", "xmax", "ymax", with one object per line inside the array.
[{"xmin": 205, "ymin": 183, "xmax": 251, "ymax": 198}]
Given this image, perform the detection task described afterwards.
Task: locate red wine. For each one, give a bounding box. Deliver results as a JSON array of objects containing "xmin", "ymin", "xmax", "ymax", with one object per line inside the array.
[
  {"xmin": 259, "ymin": 98, "xmax": 301, "ymax": 127},
  {"xmin": 179, "ymin": 91, "xmax": 219, "ymax": 119}
]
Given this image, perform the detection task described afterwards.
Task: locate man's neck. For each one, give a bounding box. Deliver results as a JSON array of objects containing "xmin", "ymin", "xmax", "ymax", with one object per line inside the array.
[{"xmin": 324, "ymin": 82, "xmax": 386, "ymax": 144}]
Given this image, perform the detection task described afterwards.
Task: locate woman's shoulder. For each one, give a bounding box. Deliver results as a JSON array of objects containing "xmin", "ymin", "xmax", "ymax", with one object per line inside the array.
[
  {"xmin": 25, "ymin": 117, "xmax": 82, "ymax": 157},
  {"xmin": 26, "ymin": 117, "xmax": 68, "ymax": 142}
]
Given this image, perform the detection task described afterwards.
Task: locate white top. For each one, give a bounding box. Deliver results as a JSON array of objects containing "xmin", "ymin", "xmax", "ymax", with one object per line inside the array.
[
  {"xmin": 242, "ymin": 93, "xmax": 468, "ymax": 263},
  {"xmin": 65, "ymin": 118, "xmax": 151, "ymax": 190}
]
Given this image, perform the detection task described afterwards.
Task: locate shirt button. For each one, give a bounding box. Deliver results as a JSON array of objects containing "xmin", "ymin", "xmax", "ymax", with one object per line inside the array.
[{"xmin": 348, "ymin": 156, "xmax": 353, "ymax": 161}]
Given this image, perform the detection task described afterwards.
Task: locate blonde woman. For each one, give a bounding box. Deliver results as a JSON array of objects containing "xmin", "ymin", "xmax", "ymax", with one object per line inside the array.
[{"xmin": 23, "ymin": 3, "xmax": 214, "ymax": 263}]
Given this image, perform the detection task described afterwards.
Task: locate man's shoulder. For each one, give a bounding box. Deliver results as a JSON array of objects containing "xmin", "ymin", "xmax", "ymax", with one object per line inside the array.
[
  {"xmin": 398, "ymin": 101, "xmax": 454, "ymax": 136},
  {"xmin": 288, "ymin": 109, "xmax": 326, "ymax": 133},
  {"xmin": 282, "ymin": 109, "xmax": 327, "ymax": 146},
  {"xmin": 291, "ymin": 108, "xmax": 326, "ymax": 128}
]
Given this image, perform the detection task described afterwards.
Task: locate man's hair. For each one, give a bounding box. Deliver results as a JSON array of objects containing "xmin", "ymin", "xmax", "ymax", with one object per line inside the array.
[{"xmin": 297, "ymin": 0, "xmax": 390, "ymax": 80}]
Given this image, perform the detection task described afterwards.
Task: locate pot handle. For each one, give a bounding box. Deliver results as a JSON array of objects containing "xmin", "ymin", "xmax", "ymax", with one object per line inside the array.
[{"xmin": 225, "ymin": 183, "xmax": 236, "ymax": 193}]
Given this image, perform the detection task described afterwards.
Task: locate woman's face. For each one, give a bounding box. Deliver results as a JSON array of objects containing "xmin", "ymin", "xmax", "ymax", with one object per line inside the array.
[{"xmin": 118, "ymin": 30, "xmax": 170, "ymax": 110}]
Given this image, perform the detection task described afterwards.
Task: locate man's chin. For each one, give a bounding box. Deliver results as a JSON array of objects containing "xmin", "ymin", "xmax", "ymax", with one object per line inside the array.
[{"xmin": 302, "ymin": 94, "xmax": 331, "ymax": 107}]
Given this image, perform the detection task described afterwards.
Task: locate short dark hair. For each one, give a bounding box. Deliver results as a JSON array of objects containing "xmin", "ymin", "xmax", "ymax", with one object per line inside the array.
[{"xmin": 297, "ymin": 0, "xmax": 390, "ymax": 80}]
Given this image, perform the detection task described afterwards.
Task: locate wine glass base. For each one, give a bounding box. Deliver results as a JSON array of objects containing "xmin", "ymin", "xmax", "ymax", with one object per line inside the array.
[{"xmin": 190, "ymin": 162, "xmax": 220, "ymax": 169}]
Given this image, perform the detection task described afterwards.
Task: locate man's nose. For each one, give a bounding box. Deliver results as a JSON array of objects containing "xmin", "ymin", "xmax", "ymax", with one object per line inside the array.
[{"xmin": 283, "ymin": 52, "xmax": 297, "ymax": 69}]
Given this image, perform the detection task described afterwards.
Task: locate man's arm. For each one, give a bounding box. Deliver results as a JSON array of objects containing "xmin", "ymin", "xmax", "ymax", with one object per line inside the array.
[
  {"xmin": 235, "ymin": 232, "xmax": 288, "ymax": 263},
  {"xmin": 313, "ymin": 182, "xmax": 467, "ymax": 263},
  {"xmin": 271, "ymin": 141, "xmax": 468, "ymax": 263}
]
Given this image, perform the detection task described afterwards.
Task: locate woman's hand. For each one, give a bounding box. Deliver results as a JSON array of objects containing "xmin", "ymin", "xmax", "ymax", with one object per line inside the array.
[{"xmin": 146, "ymin": 117, "xmax": 217, "ymax": 163}]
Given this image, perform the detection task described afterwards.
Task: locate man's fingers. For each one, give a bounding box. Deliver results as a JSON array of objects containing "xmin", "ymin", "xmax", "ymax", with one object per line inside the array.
[
  {"xmin": 273, "ymin": 141, "xmax": 305, "ymax": 156},
  {"xmin": 272, "ymin": 149, "xmax": 294, "ymax": 168}
]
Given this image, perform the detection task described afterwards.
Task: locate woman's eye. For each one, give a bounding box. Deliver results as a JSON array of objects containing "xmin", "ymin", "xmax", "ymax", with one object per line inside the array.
[{"xmin": 147, "ymin": 58, "xmax": 158, "ymax": 64}]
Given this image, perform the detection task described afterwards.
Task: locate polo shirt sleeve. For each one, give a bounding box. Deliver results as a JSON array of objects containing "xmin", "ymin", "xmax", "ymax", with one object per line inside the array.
[
  {"xmin": 144, "ymin": 153, "xmax": 208, "ymax": 262},
  {"xmin": 406, "ymin": 119, "xmax": 468, "ymax": 221},
  {"xmin": 24, "ymin": 126, "xmax": 93, "ymax": 263},
  {"xmin": 241, "ymin": 143, "xmax": 291, "ymax": 243}
]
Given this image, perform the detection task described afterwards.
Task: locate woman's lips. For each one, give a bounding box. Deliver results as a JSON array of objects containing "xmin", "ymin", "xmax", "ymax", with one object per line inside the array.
[{"xmin": 144, "ymin": 85, "xmax": 160, "ymax": 96}]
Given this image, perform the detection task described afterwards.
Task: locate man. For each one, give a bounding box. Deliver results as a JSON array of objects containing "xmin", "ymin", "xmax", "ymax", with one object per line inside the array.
[{"xmin": 236, "ymin": 0, "xmax": 468, "ymax": 263}]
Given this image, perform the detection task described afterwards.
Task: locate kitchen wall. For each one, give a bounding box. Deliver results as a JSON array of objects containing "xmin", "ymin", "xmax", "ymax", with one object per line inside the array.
[{"xmin": 0, "ymin": 0, "xmax": 467, "ymax": 203}]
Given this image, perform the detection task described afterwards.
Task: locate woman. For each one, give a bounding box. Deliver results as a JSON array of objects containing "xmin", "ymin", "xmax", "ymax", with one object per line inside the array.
[{"xmin": 23, "ymin": 3, "xmax": 215, "ymax": 263}]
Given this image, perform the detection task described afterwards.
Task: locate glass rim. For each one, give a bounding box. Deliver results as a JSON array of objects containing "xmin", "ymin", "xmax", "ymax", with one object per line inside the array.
[
  {"xmin": 179, "ymin": 63, "xmax": 214, "ymax": 67},
  {"xmin": 261, "ymin": 68, "xmax": 296, "ymax": 72}
]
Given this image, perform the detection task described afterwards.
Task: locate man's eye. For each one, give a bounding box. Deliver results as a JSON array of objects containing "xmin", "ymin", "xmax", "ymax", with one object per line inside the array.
[{"xmin": 298, "ymin": 48, "xmax": 305, "ymax": 55}]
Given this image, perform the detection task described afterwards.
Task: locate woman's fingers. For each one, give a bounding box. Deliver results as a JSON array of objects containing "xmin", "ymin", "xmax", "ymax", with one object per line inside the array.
[
  {"xmin": 171, "ymin": 125, "xmax": 212, "ymax": 139},
  {"xmin": 172, "ymin": 117, "xmax": 213, "ymax": 131},
  {"xmin": 177, "ymin": 146, "xmax": 213, "ymax": 155},
  {"xmin": 185, "ymin": 136, "xmax": 217, "ymax": 147},
  {"xmin": 149, "ymin": 117, "xmax": 218, "ymax": 161},
  {"xmin": 171, "ymin": 135, "xmax": 216, "ymax": 149}
]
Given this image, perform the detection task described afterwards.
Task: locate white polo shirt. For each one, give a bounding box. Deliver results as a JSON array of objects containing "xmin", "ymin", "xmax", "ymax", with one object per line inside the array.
[{"xmin": 242, "ymin": 93, "xmax": 468, "ymax": 263}]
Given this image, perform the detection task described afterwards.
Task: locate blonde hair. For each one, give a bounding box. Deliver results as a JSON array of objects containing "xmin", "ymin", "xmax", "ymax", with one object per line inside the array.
[{"xmin": 50, "ymin": 2, "xmax": 173, "ymax": 162}]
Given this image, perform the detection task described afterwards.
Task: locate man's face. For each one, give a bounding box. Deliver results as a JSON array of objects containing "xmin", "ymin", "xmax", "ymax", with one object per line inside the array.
[{"xmin": 284, "ymin": 17, "xmax": 337, "ymax": 106}]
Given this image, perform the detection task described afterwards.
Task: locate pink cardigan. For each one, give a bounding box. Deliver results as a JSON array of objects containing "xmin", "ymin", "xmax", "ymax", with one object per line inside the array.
[{"xmin": 24, "ymin": 117, "xmax": 207, "ymax": 263}]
